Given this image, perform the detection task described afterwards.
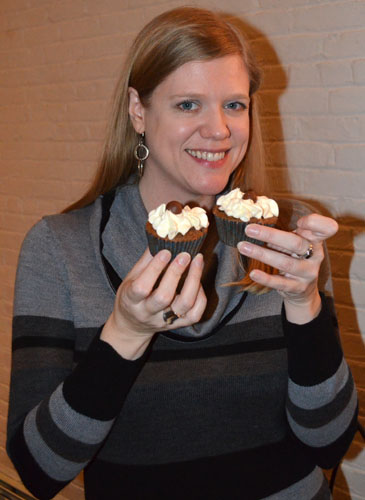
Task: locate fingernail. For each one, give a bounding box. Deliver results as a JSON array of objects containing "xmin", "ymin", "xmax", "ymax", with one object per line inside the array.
[
  {"xmin": 158, "ymin": 250, "xmax": 171, "ymax": 263},
  {"xmin": 238, "ymin": 242, "xmax": 253, "ymax": 255},
  {"xmin": 192, "ymin": 253, "xmax": 204, "ymax": 268},
  {"xmin": 245, "ymin": 224, "xmax": 259, "ymax": 236},
  {"xmin": 177, "ymin": 252, "xmax": 191, "ymax": 266}
]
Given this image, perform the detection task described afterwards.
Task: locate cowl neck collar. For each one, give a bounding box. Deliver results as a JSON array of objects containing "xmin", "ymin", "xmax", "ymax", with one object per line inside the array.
[{"xmin": 100, "ymin": 180, "xmax": 246, "ymax": 339}]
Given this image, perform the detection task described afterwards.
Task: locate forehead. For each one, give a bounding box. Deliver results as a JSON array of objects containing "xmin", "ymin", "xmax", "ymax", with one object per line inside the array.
[{"xmin": 153, "ymin": 54, "xmax": 250, "ymax": 97}]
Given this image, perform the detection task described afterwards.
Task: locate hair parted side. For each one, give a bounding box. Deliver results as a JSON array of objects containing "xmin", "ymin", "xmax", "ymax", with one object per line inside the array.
[{"xmin": 65, "ymin": 6, "xmax": 275, "ymax": 293}]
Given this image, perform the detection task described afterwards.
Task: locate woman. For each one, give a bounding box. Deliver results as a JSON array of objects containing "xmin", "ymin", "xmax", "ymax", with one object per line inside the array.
[{"xmin": 7, "ymin": 7, "xmax": 357, "ymax": 500}]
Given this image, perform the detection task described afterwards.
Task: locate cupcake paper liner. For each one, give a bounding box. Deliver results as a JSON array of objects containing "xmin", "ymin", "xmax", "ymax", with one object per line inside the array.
[
  {"xmin": 214, "ymin": 216, "xmax": 273, "ymax": 247},
  {"xmin": 146, "ymin": 230, "xmax": 207, "ymax": 260}
]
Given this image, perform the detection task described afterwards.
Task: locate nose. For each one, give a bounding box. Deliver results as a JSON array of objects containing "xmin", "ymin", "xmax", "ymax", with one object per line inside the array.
[{"xmin": 199, "ymin": 107, "xmax": 231, "ymax": 140}]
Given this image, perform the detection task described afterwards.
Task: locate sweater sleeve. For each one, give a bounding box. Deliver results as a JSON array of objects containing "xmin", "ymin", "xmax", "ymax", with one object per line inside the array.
[
  {"xmin": 282, "ymin": 293, "xmax": 358, "ymax": 469},
  {"xmin": 7, "ymin": 219, "xmax": 147, "ymax": 500}
]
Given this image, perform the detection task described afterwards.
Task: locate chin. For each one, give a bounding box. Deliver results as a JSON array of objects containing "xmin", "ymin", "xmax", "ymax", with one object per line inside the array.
[{"xmin": 195, "ymin": 176, "xmax": 231, "ymax": 197}]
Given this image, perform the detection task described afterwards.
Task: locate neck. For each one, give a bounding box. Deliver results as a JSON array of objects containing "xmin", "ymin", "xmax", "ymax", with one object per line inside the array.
[{"xmin": 139, "ymin": 175, "xmax": 216, "ymax": 213}]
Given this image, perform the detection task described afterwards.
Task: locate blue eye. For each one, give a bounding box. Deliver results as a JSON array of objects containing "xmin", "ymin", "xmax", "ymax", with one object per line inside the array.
[
  {"xmin": 178, "ymin": 101, "xmax": 198, "ymax": 111},
  {"xmin": 225, "ymin": 101, "xmax": 247, "ymax": 110}
]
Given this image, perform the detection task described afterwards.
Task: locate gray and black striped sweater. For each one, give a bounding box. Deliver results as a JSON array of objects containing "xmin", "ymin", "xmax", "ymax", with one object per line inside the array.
[{"xmin": 7, "ymin": 181, "xmax": 358, "ymax": 499}]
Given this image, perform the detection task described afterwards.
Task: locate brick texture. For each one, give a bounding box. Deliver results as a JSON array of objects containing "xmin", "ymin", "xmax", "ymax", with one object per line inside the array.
[{"xmin": 0, "ymin": 1, "xmax": 364, "ymax": 498}]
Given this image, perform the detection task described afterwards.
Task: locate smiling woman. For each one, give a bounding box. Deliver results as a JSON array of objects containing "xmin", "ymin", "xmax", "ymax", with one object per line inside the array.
[
  {"xmin": 67, "ymin": 6, "xmax": 264, "ymax": 210},
  {"xmin": 7, "ymin": 6, "xmax": 358, "ymax": 500},
  {"xmin": 130, "ymin": 55, "xmax": 251, "ymax": 211}
]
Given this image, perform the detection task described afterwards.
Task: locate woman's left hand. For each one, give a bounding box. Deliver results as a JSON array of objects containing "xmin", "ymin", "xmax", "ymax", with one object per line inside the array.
[{"xmin": 237, "ymin": 214, "xmax": 338, "ymax": 324}]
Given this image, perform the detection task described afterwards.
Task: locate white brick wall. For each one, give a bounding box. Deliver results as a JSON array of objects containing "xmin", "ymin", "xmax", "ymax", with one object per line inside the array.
[{"xmin": 0, "ymin": 1, "xmax": 364, "ymax": 498}]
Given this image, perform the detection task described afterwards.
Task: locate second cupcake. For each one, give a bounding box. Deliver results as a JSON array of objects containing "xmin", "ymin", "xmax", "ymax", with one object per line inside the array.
[{"xmin": 212, "ymin": 188, "xmax": 279, "ymax": 247}]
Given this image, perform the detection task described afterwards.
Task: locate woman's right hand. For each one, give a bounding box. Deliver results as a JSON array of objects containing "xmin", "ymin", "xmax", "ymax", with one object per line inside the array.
[{"xmin": 100, "ymin": 248, "xmax": 206, "ymax": 360}]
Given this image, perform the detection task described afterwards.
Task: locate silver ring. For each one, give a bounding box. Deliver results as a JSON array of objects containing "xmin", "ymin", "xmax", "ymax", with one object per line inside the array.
[
  {"xmin": 163, "ymin": 308, "xmax": 179, "ymax": 325},
  {"xmin": 297, "ymin": 244, "xmax": 313, "ymax": 260}
]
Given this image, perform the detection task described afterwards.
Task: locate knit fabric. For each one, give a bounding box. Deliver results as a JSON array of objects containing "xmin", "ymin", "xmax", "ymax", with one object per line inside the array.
[{"xmin": 7, "ymin": 180, "xmax": 358, "ymax": 499}]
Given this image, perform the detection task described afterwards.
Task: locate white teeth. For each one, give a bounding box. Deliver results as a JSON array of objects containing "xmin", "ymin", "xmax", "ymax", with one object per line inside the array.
[{"xmin": 187, "ymin": 149, "xmax": 225, "ymax": 161}]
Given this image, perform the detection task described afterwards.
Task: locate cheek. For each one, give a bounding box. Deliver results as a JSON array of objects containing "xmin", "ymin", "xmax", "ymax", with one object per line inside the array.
[
  {"xmin": 147, "ymin": 117, "xmax": 192, "ymax": 147},
  {"xmin": 231, "ymin": 114, "xmax": 249, "ymax": 136},
  {"xmin": 235, "ymin": 122, "xmax": 250, "ymax": 151},
  {"xmin": 231, "ymin": 123, "xmax": 250, "ymax": 168},
  {"xmin": 170, "ymin": 121, "xmax": 196, "ymax": 143},
  {"xmin": 241, "ymin": 118, "xmax": 250, "ymax": 140}
]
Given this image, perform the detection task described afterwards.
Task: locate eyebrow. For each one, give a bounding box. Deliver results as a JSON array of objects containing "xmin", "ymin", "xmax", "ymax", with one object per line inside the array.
[{"xmin": 170, "ymin": 93, "xmax": 250, "ymax": 101}]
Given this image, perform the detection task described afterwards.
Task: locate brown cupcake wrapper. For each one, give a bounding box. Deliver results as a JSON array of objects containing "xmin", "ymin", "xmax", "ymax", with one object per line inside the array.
[
  {"xmin": 146, "ymin": 231, "xmax": 207, "ymax": 260},
  {"xmin": 214, "ymin": 216, "xmax": 275, "ymax": 247}
]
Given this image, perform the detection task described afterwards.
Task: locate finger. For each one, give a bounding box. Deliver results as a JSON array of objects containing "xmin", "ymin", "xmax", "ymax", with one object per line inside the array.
[
  {"xmin": 238, "ymin": 240, "xmax": 321, "ymax": 279},
  {"xmin": 171, "ymin": 253, "xmax": 204, "ymax": 316},
  {"xmin": 186, "ymin": 284, "xmax": 207, "ymax": 324},
  {"xmin": 244, "ymin": 224, "xmax": 315, "ymax": 258},
  {"xmin": 294, "ymin": 227, "xmax": 334, "ymax": 243},
  {"xmin": 127, "ymin": 248, "xmax": 170, "ymax": 280},
  {"xmin": 175, "ymin": 284, "xmax": 207, "ymax": 326},
  {"xmin": 296, "ymin": 214, "xmax": 338, "ymax": 239},
  {"xmin": 248, "ymin": 268, "xmax": 309, "ymax": 294},
  {"xmin": 266, "ymin": 242, "xmax": 292, "ymax": 255},
  {"xmin": 126, "ymin": 249, "xmax": 172, "ymax": 302},
  {"xmin": 146, "ymin": 252, "xmax": 192, "ymax": 313}
]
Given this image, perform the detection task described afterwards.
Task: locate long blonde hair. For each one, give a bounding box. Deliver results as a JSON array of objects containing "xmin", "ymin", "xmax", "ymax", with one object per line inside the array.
[{"xmin": 66, "ymin": 7, "xmax": 274, "ymax": 292}]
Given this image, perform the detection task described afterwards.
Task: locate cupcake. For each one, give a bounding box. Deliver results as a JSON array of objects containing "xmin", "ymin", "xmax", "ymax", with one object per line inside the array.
[
  {"xmin": 212, "ymin": 188, "xmax": 279, "ymax": 247},
  {"xmin": 146, "ymin": 201, "xmax": 209, "ymax": 259}
]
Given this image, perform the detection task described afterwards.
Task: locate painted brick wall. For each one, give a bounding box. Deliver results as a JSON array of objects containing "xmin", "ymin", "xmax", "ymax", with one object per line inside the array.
[{"xmin": 0, "ymin": 1, "xmax": 364, "ymax": 498}]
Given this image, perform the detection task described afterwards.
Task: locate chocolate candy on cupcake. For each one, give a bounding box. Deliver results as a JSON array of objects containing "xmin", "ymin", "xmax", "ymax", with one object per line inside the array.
[
  {"xmin": 212, "ymin": 188, "xmax": 279, "ymax": 247},
  {"xmin": 146, "ymin": 201, "xmax": 209, "ymax": 259}
]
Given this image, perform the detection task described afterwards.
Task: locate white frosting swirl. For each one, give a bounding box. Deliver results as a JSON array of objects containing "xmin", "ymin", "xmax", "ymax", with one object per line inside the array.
[
  {"xmin": 148, "ymin": 204, "xmax": 209, "ymax": 240},
  {"xmin": 216, "ymin": 188, "xmax": 279, "ymax": 222}
]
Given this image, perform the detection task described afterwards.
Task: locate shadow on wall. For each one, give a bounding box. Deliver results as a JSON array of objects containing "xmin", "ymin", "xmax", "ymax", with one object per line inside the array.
[
  {"xmin": 225, "ymin": 13, "xmax": 291, "ymax": 197},
  {"xmin": 226, "ymin": 12, "xmax": 365, "ymax": 499}
]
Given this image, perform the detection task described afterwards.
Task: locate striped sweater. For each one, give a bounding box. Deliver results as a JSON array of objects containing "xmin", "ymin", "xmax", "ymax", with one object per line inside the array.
[{"xmin": 7, "ymin": 181, "xmax": 358, "ymax": 499}]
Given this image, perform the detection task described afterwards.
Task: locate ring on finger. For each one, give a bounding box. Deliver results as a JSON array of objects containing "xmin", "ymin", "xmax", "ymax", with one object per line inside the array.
[
  {"xmin": 163, "ymin": 307, "xmax": 184, "ymax": 325},
  {"xmin": 294, "ymin": 243, "xmax": 314, "ymax": 260}
]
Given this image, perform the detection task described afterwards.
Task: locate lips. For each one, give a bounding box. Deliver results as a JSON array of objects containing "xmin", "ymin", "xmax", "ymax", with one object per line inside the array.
[{"xmin": 186, "ymin": 149, "xmax": 226, "ymax": 162}]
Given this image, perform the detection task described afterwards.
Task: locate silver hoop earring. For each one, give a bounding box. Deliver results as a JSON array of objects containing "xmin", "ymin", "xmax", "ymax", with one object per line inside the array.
[{"xmin": 134, "ymin": 132, "xmax": 149, "ymax": 178}]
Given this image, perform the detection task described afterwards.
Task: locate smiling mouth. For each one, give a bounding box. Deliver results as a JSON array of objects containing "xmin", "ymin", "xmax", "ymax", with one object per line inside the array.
[{"xmin": 186, "ymin": 149, "xmax": 226, "ymax": 162}]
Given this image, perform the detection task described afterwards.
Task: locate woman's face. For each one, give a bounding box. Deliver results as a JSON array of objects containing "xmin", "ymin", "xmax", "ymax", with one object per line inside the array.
[{"xmin": 129, "ymin": 54, "xmax": 251, "ymax": 210}]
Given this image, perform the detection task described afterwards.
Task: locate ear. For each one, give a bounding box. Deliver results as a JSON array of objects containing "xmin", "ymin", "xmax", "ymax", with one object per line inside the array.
[{"xmin": 128, "ymin": 87, "xmax": 145, "ymax": 134}]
